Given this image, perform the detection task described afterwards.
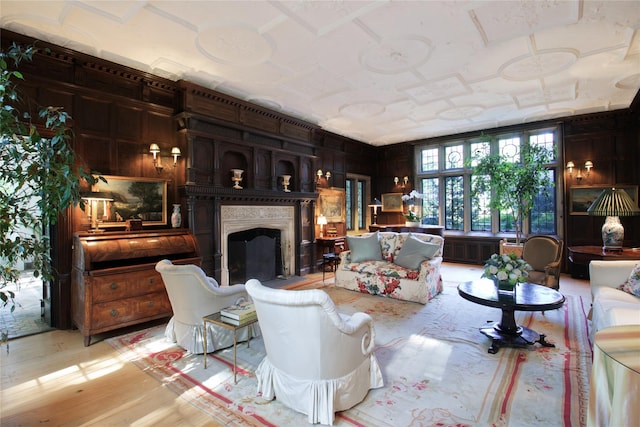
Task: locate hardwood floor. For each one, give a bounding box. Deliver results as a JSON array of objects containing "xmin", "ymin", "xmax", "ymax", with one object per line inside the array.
[{"xmin": 0, "ymin": 264, "xmax": 591, "ymax": 426}]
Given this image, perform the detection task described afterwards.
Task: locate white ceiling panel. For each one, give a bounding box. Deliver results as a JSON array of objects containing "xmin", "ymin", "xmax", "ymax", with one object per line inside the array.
[{"xmin": 1, "ymin": 0, "xmax": 639, "ymax": 146}]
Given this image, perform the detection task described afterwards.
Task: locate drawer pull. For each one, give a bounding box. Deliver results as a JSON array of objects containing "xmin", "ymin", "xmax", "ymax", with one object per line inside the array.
[
  {"xmin": 110, "ymin": 309, "xmax": 118, "ymax": 317},
  {"xmin": 110, "ymin": 283, "xmax": 118, "ymax": 290},
  {"xmin": 147, "ymin": 301, "xmax": 154, "ymax": 308},
  {"xmin": 149, "ymin": 278, "xmax": 154, "ymax": 284}
]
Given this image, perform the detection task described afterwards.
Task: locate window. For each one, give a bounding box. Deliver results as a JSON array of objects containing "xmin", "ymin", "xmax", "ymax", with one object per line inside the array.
[
  {"xmin": 415, "ymin": 127, "xmax": 560, "ymax": 236},
  {"xmin": 345, "ymin": 174, "xmax": 370, "ymax": 233}
]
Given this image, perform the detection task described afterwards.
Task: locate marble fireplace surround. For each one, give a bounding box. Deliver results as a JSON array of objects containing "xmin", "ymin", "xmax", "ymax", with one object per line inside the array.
[{"xmin": 220, "ymin": 205, "xmax": 295, "ymax": 286}]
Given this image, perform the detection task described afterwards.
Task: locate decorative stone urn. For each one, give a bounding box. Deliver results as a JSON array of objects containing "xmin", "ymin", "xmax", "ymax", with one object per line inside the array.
[
  {"xmin": 281, "ymin": 175, "xmax": 291, "ymax": 192},
  {"xmin": 231, "ymin": 169, "xmax": 244, "ymax": 189}
]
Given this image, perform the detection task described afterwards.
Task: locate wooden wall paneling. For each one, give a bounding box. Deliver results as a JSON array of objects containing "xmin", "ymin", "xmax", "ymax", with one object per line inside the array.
[
  {"xmin": 114, "ymin": 105, "xmax": 143, "ymax": 141},
  {"xmin": 38, "ymin": 87, "xmax": 74, "ymax": 114},
  {"xmin": 50, "ymin": 207, "xmax": 75, "ymax": 329},
  {"xmin": 189, "ymin": 198, "xmax": 217, "ymax": 276},
  {"xmin": 189, "ymin": 135, "xmax": 215, "ymax": 185},
  {"xmin": 116, "ymin": 139, "xmax": 144, "ymax": 178},
  {"xmin": 255, "ymin": 149, "xmax": 272, "ymax": 190},
  {"xmin": 76, "ymin": 133, "xmax": 115, "ymax": 176},
  {"xmin": 76, "ymin": 96, "xmax": 111, "ymax": 133}
]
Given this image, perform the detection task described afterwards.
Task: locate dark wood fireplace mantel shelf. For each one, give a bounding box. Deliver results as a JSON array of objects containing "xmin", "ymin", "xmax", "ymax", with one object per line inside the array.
[{"xmin": 181, "ymin": 184, "xmax": 318, "ymax": 203}]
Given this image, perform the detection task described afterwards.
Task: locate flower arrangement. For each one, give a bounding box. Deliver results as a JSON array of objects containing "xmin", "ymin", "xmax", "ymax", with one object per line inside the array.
[
  {"xmin": 482, "ymin": 253, "xmax": 532, "ymax": 289},
  {"xmin": 402, "ymin": 190, "xmax": 423, "ymax": 222}
]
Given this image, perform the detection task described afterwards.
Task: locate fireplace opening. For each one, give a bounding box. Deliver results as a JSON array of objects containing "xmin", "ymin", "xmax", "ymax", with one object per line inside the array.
[{"xmin": 228, "ymin": 228, "xmax": 283, "ymax": 283}]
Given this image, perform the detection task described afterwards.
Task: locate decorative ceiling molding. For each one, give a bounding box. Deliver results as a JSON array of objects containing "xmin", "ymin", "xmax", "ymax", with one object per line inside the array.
[{"xmin": 1, "ymin": 0, "xmax": 638, "ymax": 146}]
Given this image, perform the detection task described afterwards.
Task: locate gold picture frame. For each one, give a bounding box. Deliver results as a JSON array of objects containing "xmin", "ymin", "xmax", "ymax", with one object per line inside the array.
[
  {"xmin": 317, "ymin": 188, "xmax": 346, "ymax": 222},
  {"xmin": 86, "ymin": 175, "xmax": 167, "ymax": 227},
  {"xmin": 381, "ymin": 192, "xmax": 403, "ymax": 212},
  {"xmin": 569, "ymin": 184, "xmax": 638, "ymax": 215}
]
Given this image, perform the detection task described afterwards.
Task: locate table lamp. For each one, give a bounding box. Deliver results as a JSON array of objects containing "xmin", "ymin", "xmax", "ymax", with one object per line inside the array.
[
  {"xmin": 587, "ymin": 187, "xmax": 640, "ymax": 252},
  {"xmin": 317, "ymin": 214, "xmax": 328, "ymax": 237},
  {"xmin": 368, "ymin": 198, "xmax": 382, "ymax": 225},
  {"xmin": 81, "ymin": 191, "xmax": 114, "ymax": 232}
]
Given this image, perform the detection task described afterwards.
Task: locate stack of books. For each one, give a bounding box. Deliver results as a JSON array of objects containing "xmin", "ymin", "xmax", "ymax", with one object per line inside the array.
[{"xmin": 220, "ymin": 301, "xmax": 257, "ymax": 325}]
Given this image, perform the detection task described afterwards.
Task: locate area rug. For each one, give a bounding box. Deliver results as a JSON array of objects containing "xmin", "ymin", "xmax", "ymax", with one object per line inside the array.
[{"xmin": 107, "ymin": 281, "xmax": 591, "ymax": 426}]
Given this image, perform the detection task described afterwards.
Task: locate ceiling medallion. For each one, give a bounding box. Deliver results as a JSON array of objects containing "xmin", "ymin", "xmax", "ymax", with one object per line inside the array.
[
  {"xmin": 437, "ymin": 105, "xmax": 484, "ymax": 121},
  {"xmin": 339, "ymin": 102, "xmax": 385, "ymax": 118},
  {"xmin": 615, "ymin": 74, "xmax": 640, "ymax": 90},
  {"xmin": 361, "ymin": 37, "xmax": 433, "ymax": 74},
  {"xmin": 499, "ymin": 49, "xmax": 578, "ymax": 81},
  {"xmin": 197, "ymin": 24, "xmax": 273, "ymax": 66}
]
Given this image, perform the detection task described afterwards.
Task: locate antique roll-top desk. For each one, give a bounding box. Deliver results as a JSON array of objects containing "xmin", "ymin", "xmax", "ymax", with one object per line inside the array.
[{"xmin": 72, "ymin": 229, "xmax": 200, "ymax": 346}]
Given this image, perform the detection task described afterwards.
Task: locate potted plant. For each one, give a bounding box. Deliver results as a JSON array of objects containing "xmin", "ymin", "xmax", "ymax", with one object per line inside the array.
[
  {"xmin": 402, "ymin": 190, "xmax": 423, "ymax": 226},
  {"xmin": 1, "ymin": 43, "xmax": 100, "ymax": 344},
  {"xmin": 468, "ymin": 138, "xmax": 554, "ymax": 244}
]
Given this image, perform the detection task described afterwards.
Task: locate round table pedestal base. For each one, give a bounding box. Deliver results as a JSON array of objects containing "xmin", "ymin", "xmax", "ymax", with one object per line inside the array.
[{"xmin": 480, "ymin": 322, "xmax": 555, "ymax": 354}]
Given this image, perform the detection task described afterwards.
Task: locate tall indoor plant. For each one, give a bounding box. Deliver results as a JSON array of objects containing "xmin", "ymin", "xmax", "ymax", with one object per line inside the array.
[
  {"xmin": 1, "ymin": 43, "xmax": 99, "ymax": 340},
  {"xmin": 469, "ymin": 138, "xmax": 554, "ymax": 244}
]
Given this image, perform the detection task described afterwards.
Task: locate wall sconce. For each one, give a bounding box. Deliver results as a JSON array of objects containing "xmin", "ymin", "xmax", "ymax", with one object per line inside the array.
[
  {"xmin": 394, "ymin": 176, "xmax": 409, "ymax": 188},
  {"xmin": 316, "ymin": 169, "xmax": 331, "ymax": 185},
  {"xmin": 566, "ymin": 160, "xmax": 593, "ymax": 182},
  {"xmin": 149, "ymin": 144, "xmax": 181, "ymax": 173},
  {"xmin": 171, "ymin": 147, "xmax": 181, "ymax": 166},
  {"xmin": 317, "ymin": 214, "xmax": 328, "ymax": 237}
]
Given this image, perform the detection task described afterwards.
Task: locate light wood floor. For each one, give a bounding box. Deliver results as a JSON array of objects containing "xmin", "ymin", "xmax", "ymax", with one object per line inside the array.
[{"xmin": 0, "ymin": 263, "xmax": 591, "ymax": 427}]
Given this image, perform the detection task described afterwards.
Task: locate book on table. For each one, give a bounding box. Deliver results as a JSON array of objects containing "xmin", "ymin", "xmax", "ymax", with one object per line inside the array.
[
  {"xmin": 220, "ymin": 301, "xmax": 256, "ymax": 321},
  {"xmin": 221, "ymin": 313, "xmax": 257, "ymax": 326}
]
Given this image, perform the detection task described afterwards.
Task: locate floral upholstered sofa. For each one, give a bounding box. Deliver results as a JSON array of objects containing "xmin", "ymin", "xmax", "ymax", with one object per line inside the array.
[{"xmin": 335, "ymin": 231, "xmax": 444, "ymax": 304}]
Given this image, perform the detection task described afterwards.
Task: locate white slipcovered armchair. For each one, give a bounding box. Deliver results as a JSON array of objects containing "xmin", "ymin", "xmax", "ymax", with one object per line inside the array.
[
  {"xmin": 245, "ymin": 279, "xmax": 383, "ymax": 425},
  {"xmin": 155, "ymin": 259, "xmax": 259, "ymax": 354}
]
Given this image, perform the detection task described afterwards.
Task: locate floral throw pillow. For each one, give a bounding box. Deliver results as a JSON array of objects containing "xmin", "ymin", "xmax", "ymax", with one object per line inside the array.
[{"xmin": 618, "ymin": 262, "xmax": 640, "ymax": 297}]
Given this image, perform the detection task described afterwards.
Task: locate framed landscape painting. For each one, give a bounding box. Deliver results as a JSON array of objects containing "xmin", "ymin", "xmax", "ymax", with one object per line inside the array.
[
  {"xmin": 569, "ymin": 184, "xmax": 638, "ymax": 215},
  {"xmin": 381, "ymin": 193, "xmax": 403, "ymax": 212},
  {"xmin": 86, "ymin": 175, "xmax": 167, "ymax": 227},
  {"xmin": 317, "ymin": 188, "xmax": 346, "ymax": 223}
]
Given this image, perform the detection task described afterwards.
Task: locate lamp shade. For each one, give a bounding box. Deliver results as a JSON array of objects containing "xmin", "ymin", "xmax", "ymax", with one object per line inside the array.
[
  {"xmin": 317, "ymin": 214, "xmax": 328, "ymax": 225},
  {"xmin": 587, "ymin": 188, "xmax": 640, "ymax": 217},
  {"xmin": 367, "ymin": 198, "xmax": 382, "ymax": 208}
]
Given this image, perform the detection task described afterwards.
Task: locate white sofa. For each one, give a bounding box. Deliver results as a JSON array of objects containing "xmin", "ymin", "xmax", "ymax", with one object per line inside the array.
[
  {"xmin": 335, "ymin": 231, "xmax": 444, "ymax": 304},
  {"xmin": 589, "ymin": 260, "xmax": 640, "ymax": 335}
]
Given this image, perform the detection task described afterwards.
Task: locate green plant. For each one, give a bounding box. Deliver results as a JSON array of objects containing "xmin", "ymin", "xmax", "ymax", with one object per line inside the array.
[
  {"xmin": 0, "ymin": 43, "xmax": 100, "ymax": 325},
  {"xmin": 468, "ymin": 138, "xmax": 554, "ymax": 244}
]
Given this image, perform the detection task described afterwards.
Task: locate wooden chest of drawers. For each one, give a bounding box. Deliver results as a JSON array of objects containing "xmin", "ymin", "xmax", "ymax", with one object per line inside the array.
[{"xmin": 72, "ymin": 230, "xmax": 200, "ymax": 346}]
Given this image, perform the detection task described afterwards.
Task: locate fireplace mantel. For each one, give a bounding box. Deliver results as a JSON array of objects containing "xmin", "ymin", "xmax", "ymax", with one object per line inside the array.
[
  {"xmin": 182, "ymin": 184, "xmax": 318, "ymax": 283},
  {"xmin": 181, "ymin": 184, "xmax": 317, "ymax": 203}
]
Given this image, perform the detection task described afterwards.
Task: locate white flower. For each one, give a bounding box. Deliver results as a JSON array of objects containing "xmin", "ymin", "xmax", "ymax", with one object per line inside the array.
[
  {"xmin": 489, "ymin": 265, "xmax": 498, "ymax": 275},
  {"xmin": 497, "ymin": 271, "xmax": 509, "ymax": 280}
]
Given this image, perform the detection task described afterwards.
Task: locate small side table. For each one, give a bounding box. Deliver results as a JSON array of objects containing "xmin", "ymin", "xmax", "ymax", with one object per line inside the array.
[
  {"xmin": 202, "ymin": 312, "xmax": 259, "ymax": 383},
  {"xmin": 322, "ymin": 253, "xmax": 338, "ymax": 281}
]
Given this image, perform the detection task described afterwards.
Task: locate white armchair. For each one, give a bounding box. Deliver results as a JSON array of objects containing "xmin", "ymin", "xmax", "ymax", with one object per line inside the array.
[
  {"xmin": 155, "ymin": 259, "xmax": 259, "ymax": 354},
  {"xmin": 245, "ymin": 279, "xmax": 383, "ymax": 425}
]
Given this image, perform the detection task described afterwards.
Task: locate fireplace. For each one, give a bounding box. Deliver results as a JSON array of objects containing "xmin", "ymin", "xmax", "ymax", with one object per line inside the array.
[
  {"xmin": 220, "ymin": 205, "xmax": 295, "ymax": 286},
  {"xmin": 228, "ymin": 228, "xmax": 281, "ymax": 282}
]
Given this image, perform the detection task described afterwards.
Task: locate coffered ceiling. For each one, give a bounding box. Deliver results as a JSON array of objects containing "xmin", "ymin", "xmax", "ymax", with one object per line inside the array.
[{"xmin": 1, "ymin": 1, "xmax": 639, "ymax": 146}]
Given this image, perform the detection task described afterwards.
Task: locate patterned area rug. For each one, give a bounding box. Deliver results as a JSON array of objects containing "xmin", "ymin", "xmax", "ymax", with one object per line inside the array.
[{"xmin": 107, "ymin": 281, "xmax": 592, "ymax": 426}]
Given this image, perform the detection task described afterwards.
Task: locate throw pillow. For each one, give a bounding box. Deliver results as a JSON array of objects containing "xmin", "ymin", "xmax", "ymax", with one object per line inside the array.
[
  {"xmin": 395, "ymin": 235, "xmax": 440, "ymax": 270},
  {"xmin": 618, "ymin": 262, "xmax": 640, "ymax": 297},
  {"xmin": 347, "ymin": 232, "xmax": 382, "ymax": 263}
]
